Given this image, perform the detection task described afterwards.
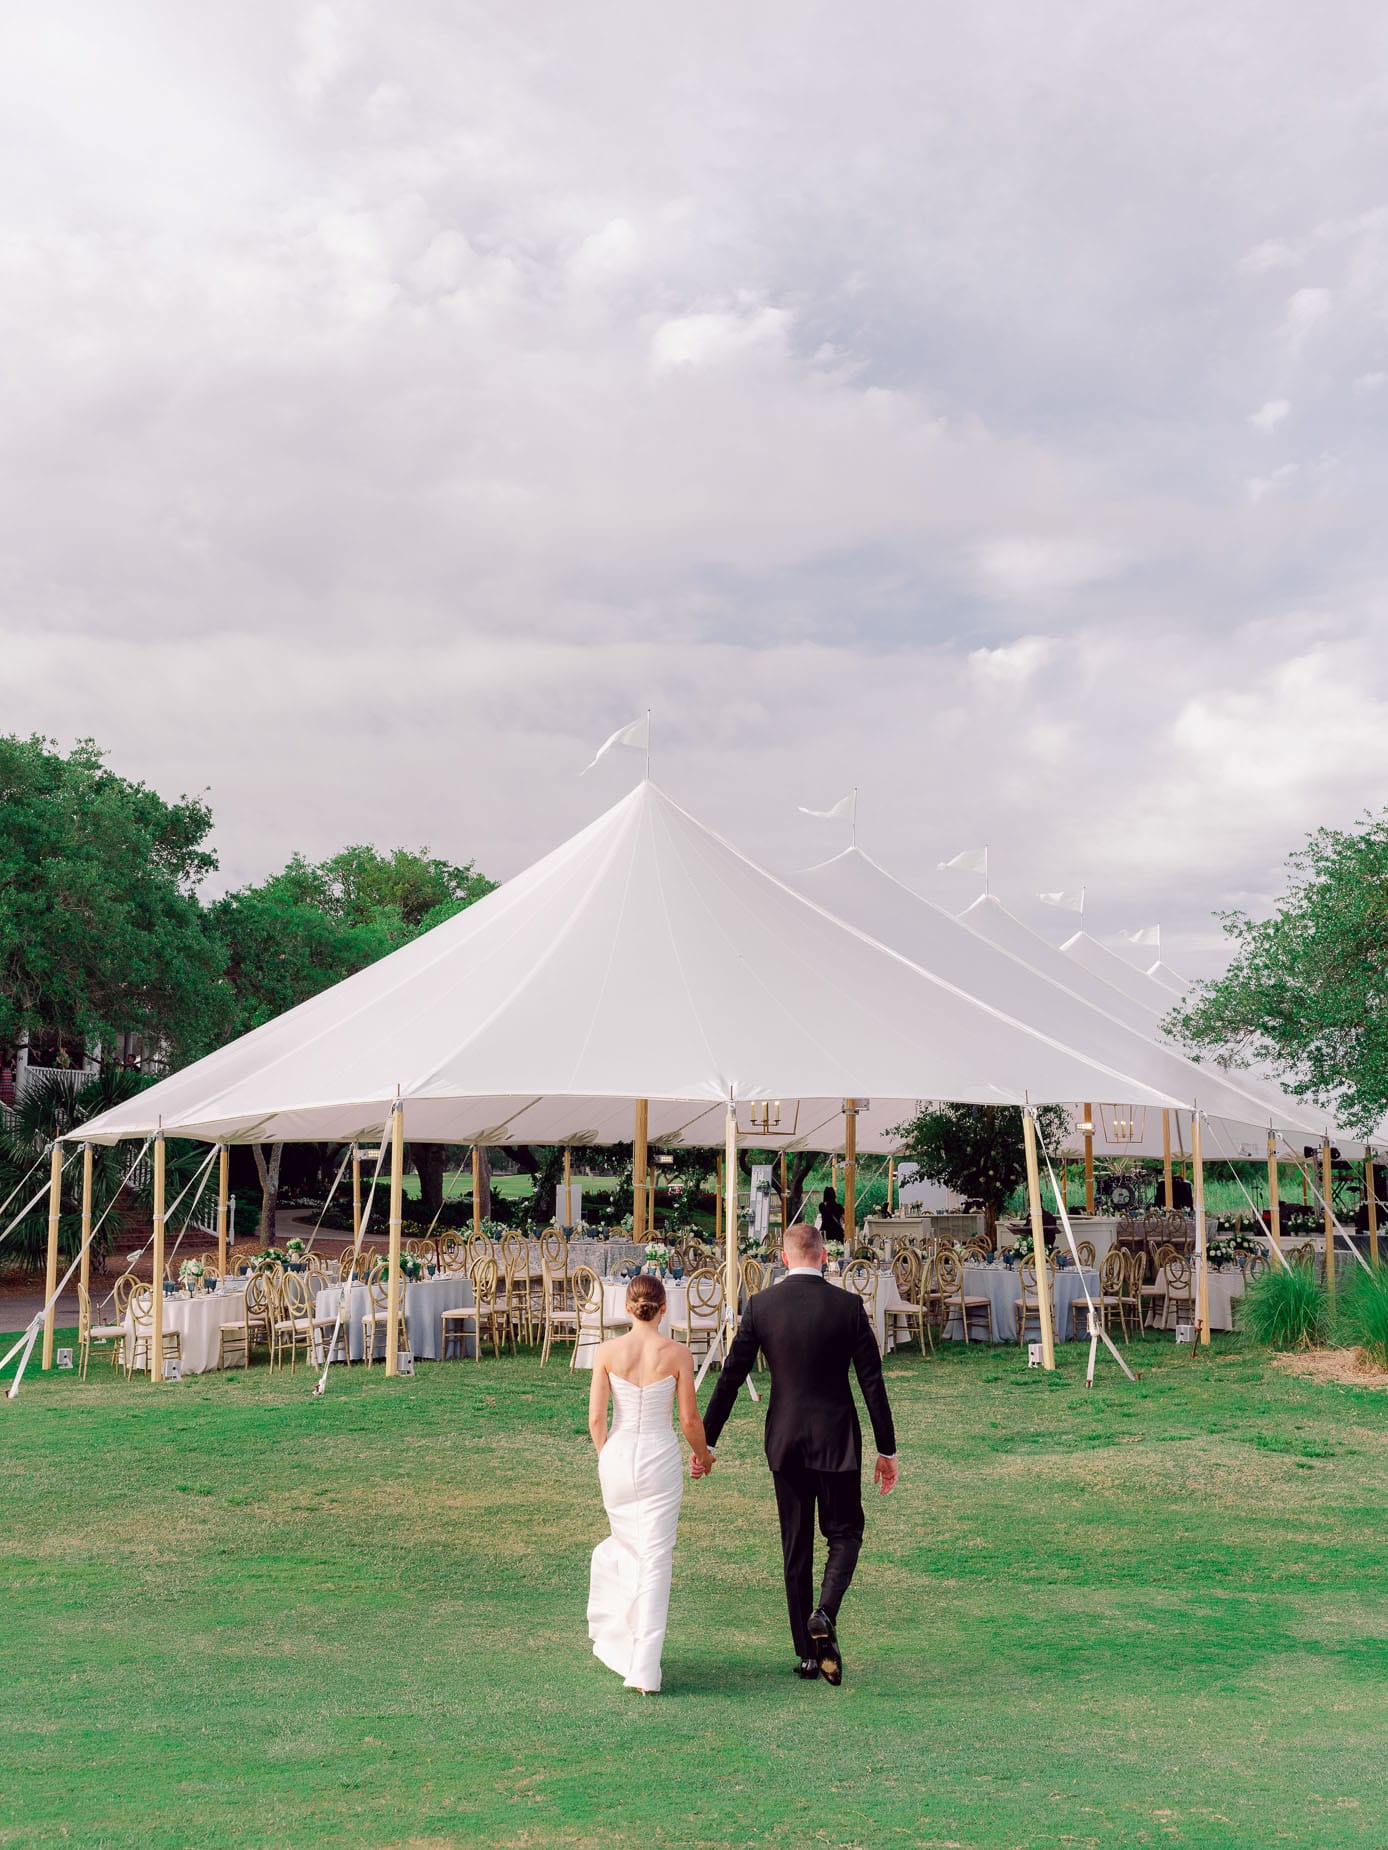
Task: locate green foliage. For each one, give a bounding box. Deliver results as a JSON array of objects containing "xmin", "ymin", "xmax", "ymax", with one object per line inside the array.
[
  {"xmin": 1239, "ymin": 1263, "xmax": 1331, "ymax": 1350},
  {"xmin": 1173, "ymin": 810, "xmax": 1388, "ymax": 1132},
  {"xmin": 894, "ymin": 1103, "xmax": 1069, "ymax": 1232},
  {"xmin": 0, "ymin": 1068, "xmax": 153, "ymax": 1267},
  {"xmin": 1333, "ymin": 1265, "xmax": 1388, "ymax": 1368},
  {"xmin": 0, "ymin": 734, "xmax": 223, "ymax": 1061}
]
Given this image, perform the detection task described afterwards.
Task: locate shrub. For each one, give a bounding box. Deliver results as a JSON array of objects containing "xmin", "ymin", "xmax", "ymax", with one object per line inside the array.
[
  {"xmin": 1333, "ymin": 1266, "xmax": 1388, "ymax": 1369},
  {"xmin": 1239, "ymin": 1264, "xmax": 1330, "ymax": 1350}
]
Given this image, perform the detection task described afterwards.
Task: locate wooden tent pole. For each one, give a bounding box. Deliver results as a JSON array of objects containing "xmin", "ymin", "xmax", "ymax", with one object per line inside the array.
[
  {"xmin": 1083, "ymin": 1103, "xmax": 1095, "ymax": 1213},
  {"xmin": 1321, "ymin": 1137, "xmax": 1336, "ymax": 1297},
  {"xmin": 471, "ymin": 1146, "xmax": 482, "ymax": 1239},
  {"xmin": 1020, "ymin": 1108, "xmax": 1055, "ymax": 1371},
  {"xmin": 151, "ymin": 1133, "xmax": 166, "ymax": 1380},
  {"xmin": 886, "ymin": 1154, "xmax": 894, "ymax": 1216},
  {"xmin": 1161, "ymin": 1110, "xmax": 1174, "ymax": 1209},
  {"xmin": 216, "ymin": 1144, "xmax": 229, "ymax": 1277},
  {"xmin": 352, "ymin": 1146, "xmax": 362, "ymax": 1242},
  {"xmin": 632, "ymin": 1100, "xmax": 649, "ymax": 1242},
  {"xmin": 843, "ymin": 1099, "xmax": 858, "ymax": 1243},
  {"xmin": 714, "ymin": 1153, "xmax": 723, "ymax": 1244},
  {"xmin": 385, "ymin": 1102, "xmax": 405, "ymax": 1376},
  {"xmin": 1266, "ymin": 1130, "xmax": 1281, "ymax": 1253},
  {"xmin": 1367, "ymin": 1146, "xmax": 1380, "ymax": 1268},
  {"xmin": 724, "ymin": 1106, "xmax": 738, "ymax": 1329},
  {"xmin": 1193, "ymin": 1113, "xmax": 1210, "ymax": 1345},
  {"xmin": 563, "ymin": 1147, "xmax": 573, "ymax": 1228},
  {"xmin": 41, "ymin": 1143, "xmax": 63, "ymax": 1370},
  {"xmin": 78, "ymin": 1142, "xmax": 94, "ymax": 1306},
  {"xmin": 780, "ymin": 1151, "xmax": 788, "ymax": 1235}
]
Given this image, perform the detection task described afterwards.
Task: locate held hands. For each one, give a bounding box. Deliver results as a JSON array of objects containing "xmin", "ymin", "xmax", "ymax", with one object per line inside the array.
[
  {"xmin": 873, "ymin": 1455, "xmax": 899, "ymax": 1496},
  {"xmin": 690, "ymin": 1448, "xmax": 715, "ymax": 1480}
]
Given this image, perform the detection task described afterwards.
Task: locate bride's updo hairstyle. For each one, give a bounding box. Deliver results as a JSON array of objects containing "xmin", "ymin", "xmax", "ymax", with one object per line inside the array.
[{"xmin": 626, "ymin": 1274, "xmax": 667, "ymax": 1323}]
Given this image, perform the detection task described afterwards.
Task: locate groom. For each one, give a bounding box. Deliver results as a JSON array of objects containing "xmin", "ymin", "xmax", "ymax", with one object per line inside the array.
[{"xmin": 695, "ymin": 1221, "xmax": 898, "ymax": 1685}]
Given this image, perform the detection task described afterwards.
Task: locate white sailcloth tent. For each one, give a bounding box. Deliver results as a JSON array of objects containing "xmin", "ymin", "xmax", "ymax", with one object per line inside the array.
[
  {"xmin": 75, "ymin": 781, "xmax": 1184, "ymax": 1152},
  {"xmin": 790, "ymin": 848, "xmax": 1323, "ymax": 1159}
]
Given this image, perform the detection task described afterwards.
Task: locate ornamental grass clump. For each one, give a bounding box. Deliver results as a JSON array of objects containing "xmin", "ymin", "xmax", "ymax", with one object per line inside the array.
[
  {"xmin": 1333, "ymin": 1265, "xmax": 1388, "ymax": 1369},
  {"xmin": 1239, "ymin": 1263, "xmax": 1330, "ymax": 1350}
]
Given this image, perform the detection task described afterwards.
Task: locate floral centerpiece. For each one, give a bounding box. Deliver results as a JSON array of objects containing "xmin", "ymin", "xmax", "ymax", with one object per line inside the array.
[
  {"xmin": 644, "ymin": 1240, "xmax": 671, "ymax": 1275},
  {"xmin": 823, "ymin": 1238, "xmax": 845, "ymax": 1273},
  {"xmin": 385, "ymin": 1253, "xmax": 424, "ymax": 1283},
  {"xmin": 1009, "ymin": 1230, "xmax": 1035, "ymax": 1264},
  {"xmin": 252, "ymin": 1247, "xmax": 287, "ymax": 1271},
  {"xmin": 284, "ymin": 1237, "xmax": 306, "ymax": 1264},
  {"xmin": 178, "ymin": 1257, "xmax": 205, "ymax": 1290}
]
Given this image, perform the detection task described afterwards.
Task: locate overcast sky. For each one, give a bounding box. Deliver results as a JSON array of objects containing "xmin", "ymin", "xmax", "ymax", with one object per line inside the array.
[{"xmin": 5, "ymin": 3, "xmax": 1387, "ymax": 976}]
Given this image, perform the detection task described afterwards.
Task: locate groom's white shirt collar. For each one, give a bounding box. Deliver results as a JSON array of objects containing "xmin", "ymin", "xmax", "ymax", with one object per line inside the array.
[{"xmin": 783, "ymin": 1263, "xmax": 824, "ymax": 1277}]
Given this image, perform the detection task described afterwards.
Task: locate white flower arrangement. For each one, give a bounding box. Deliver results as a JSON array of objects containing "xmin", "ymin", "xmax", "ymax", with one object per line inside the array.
[
  {"xmin": 644, "ymin": 1241, "xmax": 671, "ymax": 1262},
  {"xmin": 284, "ymin": 1237, "xmax": 306, "ymax": 1257},
  {"xmin": 178, "ymin": 1257, "xmax": 205, "ymax": 1287},
  {"xmin": 824, "ymin": 1240, "xmax": 845, "ymax": 1260}
]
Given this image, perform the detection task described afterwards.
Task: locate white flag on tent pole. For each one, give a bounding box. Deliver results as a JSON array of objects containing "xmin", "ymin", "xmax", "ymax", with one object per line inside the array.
[
  {"xmin": 798, "ymin": 790, "xmax": 856, "ymax": 822},
  {"xmin": 582, "ymin": 712, "xmax": 650, "ymax": 775},
  {"xmin": 938, "ymin": 847, "xmax": 987, "ymax": 873},
  {"xmin": 1118, "ymin": 925, "xmax": 1161, "ymax": 948},
  {"xmin": 1039, "ymin": 890, "xmax": 1084, "ymax": 911}
]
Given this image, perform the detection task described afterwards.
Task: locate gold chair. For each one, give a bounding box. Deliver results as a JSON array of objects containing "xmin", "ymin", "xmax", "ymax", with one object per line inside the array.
[
  {"xmin": 1097, "ymin": 1249, "xmax": 1136, "ymax": 1342},
  {"xmin": 888, "ymin": 1250, "xmax": 932, "ymax": 1355},
  {"xmin": 438, "ymin": 1233, "xmax": 466, "ymax": 1274},
  {"xmin": 934, "ymin": 1249, "xmax": 995, "ymax": 1343},
  {"xmin": 270, "ymin": 1271, "xmax": 316, "ymax": 1371},
  {"xmin": 1246, "ymin": 1252, "xmax": 1271, "ymax": 1281},
  {"xmin": 126, "ymin": 1285, "xmax": 182, "ymax": 1379},
  {"xmin": 840, "ymin": 1258, "xmax": 881, "ymax": 1350},
  {"xmin": 1159, "ymin": 1255, "xmax": 1195, "ymax": 1332},
  {"xmin": 361, "ymin": 1276, "xmax": 410, "ymax": 1366},
  {"xmin": 739, "ymin": 1257, "xmax": 765, "ymax": 1301},
  {"xmin": 443, "ymin": 1255, "xmax": 505, "ymax": 1360},
  {"xmin": 498, "ymin": 1233, "xmax": 532, "ymax": 1345},
  {"xmin": 671, "ymin": 1267, "xmax": 723, "ymax": 1363},
  {"xmin": 309, "ymin": 1283, "xmax": 352, "ymax": 1368},
  {"xmin": 1075, "ymin": 1240, "xmax": 1096, "ymax": 1269},
  {"xmin": 1013, "ymin": 1256, "xmax": 1055, "ymax": 1348},
  {"xmin": 568, "ymin": 1264, "xmax": 616, "ymax": 1370},
  {"xmin": 77, "ymin": 1282, "xmax": 127, "ymax": 1380},
  {"xmin": 539, "ymin": 1258, "xmax": 581, "ymax": 1366}
]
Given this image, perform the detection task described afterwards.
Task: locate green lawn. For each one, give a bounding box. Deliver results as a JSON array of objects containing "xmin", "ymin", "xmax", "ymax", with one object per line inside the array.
[{"xmin": 1, "ymin": 1333, "xmax": 1385, "ymax": 1849}]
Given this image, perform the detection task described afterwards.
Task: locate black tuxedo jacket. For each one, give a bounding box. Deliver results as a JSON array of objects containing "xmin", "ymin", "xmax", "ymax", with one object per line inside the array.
[{"xmin": 702, "ymin": 1273, "xmax": 897, "ymax": 1474}]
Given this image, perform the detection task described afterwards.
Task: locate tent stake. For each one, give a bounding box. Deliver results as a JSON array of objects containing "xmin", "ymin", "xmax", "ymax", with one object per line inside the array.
[
  {"xmin": 41, "ymin": 1144, "xmax": 62, "ymax": 1371},
  {"xmin": 1021, "ymin": 1108, "xmax": 1055, "ymax": 1371},
  {"xmin": 385, "ymin": 1102, "xmax": 405, "ymax": 1376}
]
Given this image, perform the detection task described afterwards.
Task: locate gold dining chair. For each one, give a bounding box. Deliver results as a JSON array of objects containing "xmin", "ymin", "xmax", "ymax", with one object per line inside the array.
[
  {"xmin": 840, "ymin": 1258, "xmax": 881, "ymax": 1351},
  {"xmin": 126, "ymin": 1284, "xmax": 182, "ymax": 1380},
  {"xmin": 934, "ymin": 1248, "xmax": 995, "ymax": 1344},
  {"xmin": 888, "ymin": 1249, "xmax": 932, "ymax": 1355},
  {"xmin": 361, "ymin": 1276, "xmax": 410, "ymax": 1366},
  {"xmin": 1013, "ymin": 1255, "xmax": 1055, "ymax": 1348},
  {"xmin": 670, "ymin": 1268, "xmax": 723, "ymax": 1364},
  {"xmin": 540, "ymin": 1256, "xmax": 582, "ymax": 1366},
  {"xmin": 78, "ymin": 1282, "xmax": 127, "ymax": 1381}
]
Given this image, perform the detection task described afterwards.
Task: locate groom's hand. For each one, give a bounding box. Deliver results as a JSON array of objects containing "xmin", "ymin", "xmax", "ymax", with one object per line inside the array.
[
  {"xmin": 690, "ymin": 1449, "xmax": 715, "ymax": 1479},
  {"xmin": 873, "ymin": 1455, "xmax": 899, "ymax": 1495}
]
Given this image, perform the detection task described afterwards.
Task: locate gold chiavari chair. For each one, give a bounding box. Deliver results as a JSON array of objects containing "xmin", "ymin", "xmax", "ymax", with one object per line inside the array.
[
  {"xmin": 1246, "ymin": 1252, "xmax": 1271, "ymax": 1281},
  {"xmin": 126, "ymin": 1284, "xmax": 182, "ymax": 1380},
  {"xmin": 540, "ymin": 1253, "xmax": 582, "ymax": 1366},
  {"xmin": 1158, "ymin": 1255, "xmax": 1195, "ymax": 1332},
  {"xmin": 960, "ymin": 1241, "xmax": 991, "ymax": 1266},
  {"xmin": 499, "ymin": 1233, "xmax": 532, "ymax": 1345},
  {"xmin": 310, "ymin": 1282, "xmax": 352, "ymax": 1368},
  {"xmin": 217, "ymin": 1269, "xmax": 271, "ymax": 1370},
  {"xmin": 444, "ymin": 1254, "xmax": 507, "ymax": 1360},
  {"xmin": 1075, "ymin": 1240, "xmax": 1096, "ymax": 1269},
  {"xmin": 1097, "ymin": 1249, "xmax": 1136, "ymax": 1343},
  {"xmin": 671, "ymin": 1267, "xmax": 723, "ymax": 1364},
  {"xmin": 361, "ymin": 1275, "xmax": 410, "ymax": 1366},
  {"xmin": 569, "ymin": 1264, "xmax": 616, "ymax": 1371},
  {"xmin": 78, "ymin": 1282, "xmax": 126, "ymax": 1380},
  {"xmin": 739, "ymin": 1257, "xmax": 765, "ymax": 1302},
  {"xmin": 1013, "ymin": 1255, "xmax": 1056, "ymax": 1347},
  {"xmin": 109, "ymin": 1272, "xmax": 140, "ymax": 1327},
  {"xmin": 438, "ymin": 1232, "xmax": 466, "ymax": 1274},
  {"xmin": 933, "ymin": 1248, "xmax": 995, "ymax": 1343},
  {"xmin": 840, "ymin": 1258, "xmax": 881, "ymax": 1350},
  {"xmin": 888, "ymin": 1249, "xmax": 931, "ymax": 1355}
]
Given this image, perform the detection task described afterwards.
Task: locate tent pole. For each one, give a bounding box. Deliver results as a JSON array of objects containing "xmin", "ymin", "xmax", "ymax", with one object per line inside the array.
[
  {"xmin": 844, "ymin": 1099, "xmax": 858, "ymax": 1243},
  {"xmin": 41, "ymin": 1144, "xmax": 63, "ymax": 1370},
  {"xmin": 724, "ymin": 1105, "xmax": 738, "ymax": 1331},
  {"xmin": 151, "ymin": 1133, "xmax": 166, "ymax": 1380},
  {"xmin": 1193, "ymin": 1113, "xmax": 1210, "ymax": 1345},
  {"xmin": 886, "ymin": 1154, "xmax": 894, "ymax": 1216},
  {"xmin": 216, "ymin": 1144, "xmax": 229, "ymax": 1277},
  {"xmin": 1321, "ymin": 1137, "xmax": 1336, "ymax": 1297},
  {"xmin": 1161, "ymin": 1110, "xmax": 1174, "ymax": 1209},
  {"xmin": 385, "ymin": 1102, "xmax": 405, "ymax": 1376},
  {"xmin": 715, "ymin": 1153, "xmax": 723, "ymax": 1244},
  {"xmin": 632, "ymin": 1100, "xmax": 649, "ymax": 1242},
  {"xmin": 78, "ymin": 1142, "xmax": 94, "ymax": 1306},
  {"xmin": 1266, "ymin": 1130, "xmax": 1281, "ymax": 1254},
  {"xmin": 1083, "ymin": 1104, "xmax": 1095, "ymax": 1213},
  {"xmin": 471, "ymin": 1146, "xmax": 481, "ymax": 1239},
  {"xmin": 1367, "ymin": 1147, "xmax": 1379, "ymax": 1268},
  {"xmin": 352, "ymin": 1146, "xmax": 362, "ymax": 1242},
  {"xmin": 1020, "ymin": 1108, "xmax": 1055, "ymax": 1371},
  {"xmin": 563, "ymin": 1147, "xmax": 573, "ymax": 1228},
  {"xmin": 781, "ymin": 1152, "xmax": 788, "ymax": 1235}
]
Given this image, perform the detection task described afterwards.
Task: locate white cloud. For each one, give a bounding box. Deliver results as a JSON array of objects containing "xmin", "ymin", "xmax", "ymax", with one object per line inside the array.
[
  {"xmin": 1354, "ymin": 370, "xmax": 1387, "ymax": 393},
  {"xmin": 1246, "ymin": 463, "xmax": 1299, "ymax": 503},
  {"xmin": 650, "ymin": 304, "xmax": 792, "ymax": 371},
  {"xmin": 1249, "ymin": 398, "xmax": 1291, "ymax": 432},
  {"xmin": 1239, "ymin": 239, "xmax": 1301, "ymax": 275},
  {"xmin": 1284, "ymin": 285, "xmax": 1332, "ymax": 336},
  {"xmin": 973, "ymin": 537, "xmax": 1122, "ymax": 600}
]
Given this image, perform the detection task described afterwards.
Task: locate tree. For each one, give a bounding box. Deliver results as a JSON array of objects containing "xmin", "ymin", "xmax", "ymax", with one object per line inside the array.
[
  {"xmin": 1172, "ymin": 812, "xmax": 1388, "ymax": 1135},
  {"xmin": 894, "ymin": 1103, "xmax": 1069, "ymax": 1240},
  {"xmin": 0, "ymin": 735, "xmax": 224, "ymax": 1063}
]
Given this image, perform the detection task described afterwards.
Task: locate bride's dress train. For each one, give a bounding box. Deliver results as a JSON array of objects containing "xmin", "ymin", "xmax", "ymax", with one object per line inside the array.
[{"xmin": 588, "ymin": 1374, "xmax": 683, "ymax": 1691}]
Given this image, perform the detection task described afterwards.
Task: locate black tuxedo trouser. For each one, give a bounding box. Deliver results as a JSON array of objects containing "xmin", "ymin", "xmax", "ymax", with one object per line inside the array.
[{"xmin": 771, "ymin": 1462, "xmax": 865, "ymax": 1657}]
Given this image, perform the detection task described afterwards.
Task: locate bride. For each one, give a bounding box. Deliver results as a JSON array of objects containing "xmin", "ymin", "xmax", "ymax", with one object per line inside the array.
[{"xmin": 587, "ymin": 1273, "xmax": 715, "ymax": 1694}]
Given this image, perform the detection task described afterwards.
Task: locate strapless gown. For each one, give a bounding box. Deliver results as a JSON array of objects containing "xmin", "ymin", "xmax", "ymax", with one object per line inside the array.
[{"xmin": 588, "ymin": 1374, "xmax": 684, "ymax": 1692}]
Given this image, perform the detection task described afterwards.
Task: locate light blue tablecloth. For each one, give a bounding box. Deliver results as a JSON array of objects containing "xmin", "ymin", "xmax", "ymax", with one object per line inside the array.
[
  {"xmin": 315, "ymin": 1277, "xmax": 476, "ymax": 1361},
  {"xmin": 943, "ymin": 1264, "xmax": 1100, "ymax": 1342}
]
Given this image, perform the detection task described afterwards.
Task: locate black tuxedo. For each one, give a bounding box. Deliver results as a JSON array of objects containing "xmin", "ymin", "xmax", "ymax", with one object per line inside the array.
[{"xmin": 702, "ymin": 1273, "xmax": 897, "ymax": 1657}]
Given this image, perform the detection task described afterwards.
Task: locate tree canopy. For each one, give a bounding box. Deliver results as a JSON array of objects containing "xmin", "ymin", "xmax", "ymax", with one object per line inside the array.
[
  {"xmin": 1173, "ymin": 811, "xmax": 1388, "ymax": 1135},
  {"xmin": 894, "ymin": 1102, "xmax": 1069, "ymax": 1237}
]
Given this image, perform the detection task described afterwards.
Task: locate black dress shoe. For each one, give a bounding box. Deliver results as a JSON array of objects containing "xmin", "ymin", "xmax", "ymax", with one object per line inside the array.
[
  {"xmin": 808, "ymin": 1609, "xmax": 842, "ymax": 1686},
  {"xmin": 795, "ymin": 1656, "xmax": 821, "ymax": 1680}
]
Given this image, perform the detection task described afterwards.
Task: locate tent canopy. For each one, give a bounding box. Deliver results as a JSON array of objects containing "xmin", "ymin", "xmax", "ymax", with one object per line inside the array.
[{"xmin": 72, "ymin": 781, "xmax": 1184, "ymax": 1150}]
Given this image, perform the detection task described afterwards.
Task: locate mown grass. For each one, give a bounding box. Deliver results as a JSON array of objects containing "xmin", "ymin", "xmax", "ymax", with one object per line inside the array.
[{"xmin": 1, "ymin": 1333, "xmax": 1385, "ymax": 1849}]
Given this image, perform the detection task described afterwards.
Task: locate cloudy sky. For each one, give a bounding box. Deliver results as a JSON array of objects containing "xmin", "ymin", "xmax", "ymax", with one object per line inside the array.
[{"xmin": 5, "ymin": 2, "xmax": 1387, "ymax": 974}]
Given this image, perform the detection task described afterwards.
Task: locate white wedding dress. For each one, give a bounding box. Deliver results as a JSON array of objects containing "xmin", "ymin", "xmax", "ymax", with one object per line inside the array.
[{"xmin": 588, "ymin": 1373, "xmax": 683, "ymax": 1692}]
